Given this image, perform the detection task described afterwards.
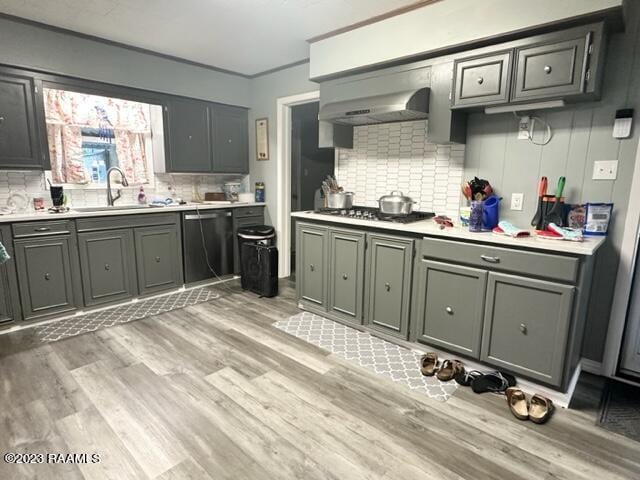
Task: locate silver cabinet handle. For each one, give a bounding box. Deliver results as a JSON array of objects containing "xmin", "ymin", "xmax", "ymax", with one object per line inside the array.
[
  {"xmin": 544, "ymin": 65, "xmax": 552, "ymax": 74},
  {"xmin": 228, "ymin": 138, "xmax": 232, "ymax": 143},
  {"xmin": 342, "ymin": 273, "xmax": 348, "ymax": 280},
  {"xmin": 385, "ymin": 282, "xmax": 391, "ymax": 292},
  {"xmin": 155, "ymin": 256, "xmax": 161, "ymax": 263},
  {"xmin": 184, "ymin": 212, "xmax": 232, "ymax": 220},
  {"xmin": 44, "ymin": 273, "xmax": 51, "ymax": 280},
  {"xmin": 34, "ymin": 227, "xmax": 51, "ymax": 232},
  {"xmin": 105, "ymin": 264, "xmax": 110, "ymax": 271},
  {"xmin": 446, "ymin": 306, "xmax": 454, "ymax": 315},
  {"xmin": 520, "ymin": 323, "xmax": 527, "ymax": 334},
  {"xmin": 310, "ymin": 264, "xmax": 315, "ymax": 272},
  {"xmin": 0, "ymin": 116, "xmax": 4, "ymax": 124},
  {"xmin": 477, "ymin": 76, "xmax": 484, "ymax": 85},
  {"xmin": 480, "ymin": 254, "xmax": 500, "ymax": 263}
]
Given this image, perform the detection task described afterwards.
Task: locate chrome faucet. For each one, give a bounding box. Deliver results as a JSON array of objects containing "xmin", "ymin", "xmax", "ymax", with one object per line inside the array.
[{"xmin": 107, "ymin": 167, "xmax": 129, "ymax": 206}]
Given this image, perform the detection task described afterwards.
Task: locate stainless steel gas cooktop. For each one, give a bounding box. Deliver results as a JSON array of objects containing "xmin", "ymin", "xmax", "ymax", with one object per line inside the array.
[{"xmin": 313, "ymin": 206, "xmax": 435, "ymax": 224}]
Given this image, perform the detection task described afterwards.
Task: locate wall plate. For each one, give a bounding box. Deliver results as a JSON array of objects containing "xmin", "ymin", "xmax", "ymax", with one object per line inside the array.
[
  {"xmin": 593, "ymin": 160, "xmax": 618, "ymax": 180},
  {"xmin": 511, "ymin": 193, "xmax": 524, "ymax": 210}
]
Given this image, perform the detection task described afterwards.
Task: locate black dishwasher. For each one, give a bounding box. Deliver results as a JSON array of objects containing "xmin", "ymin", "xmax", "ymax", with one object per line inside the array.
[{"xmin": 182, "ymin": 210, "xmax": 233, "ymax": 283}]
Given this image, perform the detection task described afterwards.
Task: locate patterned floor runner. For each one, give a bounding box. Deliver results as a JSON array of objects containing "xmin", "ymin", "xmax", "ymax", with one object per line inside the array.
[
  {"xmin": 36, "ymin": 287, "xmax": 219, "ymax": 343},
  {"xmin": 274, "ymin": 311, "xmax": 458, "ymax": 402}
]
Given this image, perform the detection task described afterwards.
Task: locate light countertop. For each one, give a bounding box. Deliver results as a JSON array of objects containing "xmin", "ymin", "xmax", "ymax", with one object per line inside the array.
[
  {"xmin": 291, "ymin": 211, "xmax": 605, "ymax": 256},
  {"xmin": 0, "ymin": 202, "xmax": 266, "ymax": 224}
]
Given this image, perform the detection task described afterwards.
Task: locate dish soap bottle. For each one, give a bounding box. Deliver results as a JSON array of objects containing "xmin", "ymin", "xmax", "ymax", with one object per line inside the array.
[{"xmin": 137, "ymin": 186, "xmax": 147, "ymax": 204}]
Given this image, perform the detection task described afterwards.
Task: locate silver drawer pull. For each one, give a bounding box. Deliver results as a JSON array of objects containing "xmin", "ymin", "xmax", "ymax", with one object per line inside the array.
[
  {"xmin": 0, "ymin": 116, "xmax": 4, "ymax": 124},
  {"xmin": 477, "ymin": 76, "xmax": 484, "ymax": 85},
  {"xmin": 446, "ymin": 306, "xmax": 454, "ymax": 315},
  {"xmin": 105, "ymin": 264, "xmax": 110, "ymax": 271},
  {"xmin": 44, "ymin": 273, "xmax": 51, "ymax": 280},
  {"xmin": 520, "ymin": 323, "xmax": 527, "ymax": 334},
  {"xmin": 544, "ymin": 65, "xmax": 552, "ymax": 74},
  {"xmin": 385, "ymin": 282, "xmax": 391, "ymax": 292},
  {"xmin": 34, "ymin": 227, "xmax": 51, "ymax": 232},
  {"xmin": 342, "ymin": 273, "xmax": 348, "ymax": 280},
  {"xmin": 310, "ymin": 264, "xmax": 315, "ymax": 272},
  {"xmin": 155, "ymin": 256, "xmax": 161, "ymax": 263},
  {"xmin": 480, "ymin": 254, "xmax": 500, "ymax": 263}
]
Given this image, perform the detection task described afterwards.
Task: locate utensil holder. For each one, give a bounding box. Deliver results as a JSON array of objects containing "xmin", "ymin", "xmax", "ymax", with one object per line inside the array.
[{"xmin": 469, "ymin": 200, "xmax": 484, "ymax": 232}]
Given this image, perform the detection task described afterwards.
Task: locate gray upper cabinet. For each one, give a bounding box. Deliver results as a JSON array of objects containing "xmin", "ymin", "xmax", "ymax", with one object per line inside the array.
[
  {"xmin": 328, "ymin": 228, "xmax": 365, "ymax": 324},
  {"xmin": 296, "ymin": 223, "xmax": 328, "ymax": 308},
  {"xmin": 453, "ymin": 51, "xmax": 512, "ymax": 108},
  {"xmin": 481, "ymin": 272, "xmax": 575, "ymax": 386},
  {"xmin": 512, "ymin": 34, "xmax": 591, "ymax": 102},
  {"xmin": 165, "ymin": 98, "xmax": 212, "ymax": 173},
  {"xmin": 78, "ymin": 229, "xmax": 137, "ymax": 307},
  {"xmin": 365, "ymin": 234, "xmax": 413, "ymax": 339},
  {"xmin": 0, "ymin": 71, "xmax": 42, "ymax": 169},
  {"xmin": 412, "ymin": 259, "xmax": 486, "ymax": 358},
  {"xmin": 211, "ymin": 104, "xmax": 249, "ymax": 174},
  {"xmin": 134, "ymin": 225, "xmax": 182, "ymax": 295},
  {"xmin": 14, "ymin": 235, "xmax": 78, "ymax": 320}
]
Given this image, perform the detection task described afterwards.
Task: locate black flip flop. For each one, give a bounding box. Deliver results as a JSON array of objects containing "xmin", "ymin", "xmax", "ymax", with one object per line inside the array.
[
  {"xmin": 471, "ymin": 371, "xmax": 516, "ymax": 394},
  {"xmin": 454, "ymin": 369, "xmax": 482, "ymax": 387}
]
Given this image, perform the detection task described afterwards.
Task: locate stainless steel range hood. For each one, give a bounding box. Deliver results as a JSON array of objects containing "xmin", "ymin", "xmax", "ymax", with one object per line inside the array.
[{"xmin": 318, "ymin": 88, "xmax": 429, "ymax": 126}]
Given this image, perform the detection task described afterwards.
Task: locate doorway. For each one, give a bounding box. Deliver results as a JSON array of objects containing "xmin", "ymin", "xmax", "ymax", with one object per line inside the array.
[{"xmin": 290, "ymin": 102, "xmax": 335, "ymax": 278}]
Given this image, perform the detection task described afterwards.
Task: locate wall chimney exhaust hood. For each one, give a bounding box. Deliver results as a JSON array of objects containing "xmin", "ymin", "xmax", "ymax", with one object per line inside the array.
[{"xmin": 318, "ymin": 88, "xmax": 429, "ymax": 126}]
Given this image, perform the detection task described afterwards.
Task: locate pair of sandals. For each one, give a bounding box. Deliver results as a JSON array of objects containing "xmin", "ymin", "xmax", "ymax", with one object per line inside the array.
[
  {"xmin": 419, "ymin": 352, "xmax": 464, "ymax": 381},
  {"xmin": 506, "ymin": 388, "xmax": 554, "ymax": 424}
]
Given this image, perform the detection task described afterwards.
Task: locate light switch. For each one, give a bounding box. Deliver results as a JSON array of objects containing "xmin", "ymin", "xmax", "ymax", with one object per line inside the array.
[
  {"xmin": 511, "ymin": 193, "xmax": 524, "ymax": 210},
  {"xmin": 593, "ymin": 160, "xmax": 618, "ymax": 180}
]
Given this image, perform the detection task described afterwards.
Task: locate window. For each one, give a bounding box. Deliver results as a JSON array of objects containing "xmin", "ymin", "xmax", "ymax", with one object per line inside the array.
[{"xmin": 43, "ymin": 88, "xmax": 161, "ymax": 187}]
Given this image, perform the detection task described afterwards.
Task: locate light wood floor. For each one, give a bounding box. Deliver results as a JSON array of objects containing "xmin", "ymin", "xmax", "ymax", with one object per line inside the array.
[{"xmin": 1, "ymin": 281, "xmax": 639, "ymax": 480}]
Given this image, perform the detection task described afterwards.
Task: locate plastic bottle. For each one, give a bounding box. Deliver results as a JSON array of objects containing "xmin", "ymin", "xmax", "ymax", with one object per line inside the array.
[{"xmin": 138, "ymin": 186, "xmax": 147, "ymax": 204}]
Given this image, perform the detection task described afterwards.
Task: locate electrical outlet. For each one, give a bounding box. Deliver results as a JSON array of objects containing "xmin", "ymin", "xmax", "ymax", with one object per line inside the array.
[
  {"xmin": 593, "ymin": 160, "xmax": 618, "ymax": 180},
  {"xmin": 518, "ymin": 116, "xmax": 530, "ymax": 140},
  {"xmin": 511, "ymin": 193, "xmax": 524, "ymax": 211}
]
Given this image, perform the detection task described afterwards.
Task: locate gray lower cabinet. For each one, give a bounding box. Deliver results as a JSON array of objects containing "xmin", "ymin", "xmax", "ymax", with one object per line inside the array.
[
  {"xmin": 14, "ymin": 235, "xmax": 78, "ymax": 320},
  {"xmin": 364, "ymin": 234, "xmax": 413, "ymax": 338},
  {"xmin": 296, "ymin": 223, "xmax": 328, "ymax": 308},
  {"xmin": 78, "ymin": 229, "xmax": 137, "ymax": 307},
  {"xmin": 412, "ymin": 259, "xmax": 487, "ymax": 358},
  {"xmin": 327, "ymin": 229, "xmax": 365, "ymax": 324},
  {"xmin": 0, "ymin": 225, "xmax": 20, "ymax": 325},
  {"xmin": 134, "ymin": 225, "xmax": 182, "ymax": 295},
  {"xmin": 481, "ymin": 272, "xmax": 575, "ymax": 386}
]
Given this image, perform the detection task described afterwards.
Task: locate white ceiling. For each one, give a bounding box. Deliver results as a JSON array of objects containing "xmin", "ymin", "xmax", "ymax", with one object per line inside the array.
[{"xmin": 0, "ymin": 0, "xmax": 420, "ymax": 76}]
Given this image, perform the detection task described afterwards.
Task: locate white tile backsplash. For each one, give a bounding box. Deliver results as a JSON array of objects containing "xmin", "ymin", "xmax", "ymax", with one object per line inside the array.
[
  {"xmin": 0, "ymin": 170, "xmax": 249, "ymax": 211},
  {"xmin": 335, "ymin": 120, "xmax": 464, "ymax": 217}
]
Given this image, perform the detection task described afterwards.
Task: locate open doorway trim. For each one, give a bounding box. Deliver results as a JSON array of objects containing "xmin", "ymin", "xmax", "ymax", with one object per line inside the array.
[
  {"xmin": 275, "ymin": 90, "xmax": 320, "ymax": 278},
  {"xmin": 602, "ymin": 138, "xmax": 640, "ymax": 382}
]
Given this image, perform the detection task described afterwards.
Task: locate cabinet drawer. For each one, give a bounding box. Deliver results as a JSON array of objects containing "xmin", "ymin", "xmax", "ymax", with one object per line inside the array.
[
  {"xmin": 413, "ymin": 260, "xmax": 486, "ymax": 358},
  {"xmin": 453, "ymin": 51, "xmax": 512, "ymax": 107},
  {"xmin": 234, "ymin": 206, "xmax": 264, "ymax": 218},
  {"xmin": 481, "ymin": 272, "xmax": 574, "ymax": 386},
  {"xmin": 13, "ymin": 220, "xmax": 71, "ymax": 238},
  {"xmin": 420, "ymin": 237, "xmax": 579, "ymax": 283},
  {"xmin": 512, "ymin": 34, "xmax": 590, "ymax": 101},
  {"xmin": 76, "ymin": 213, "xmax": 178, "ymax": 232}
]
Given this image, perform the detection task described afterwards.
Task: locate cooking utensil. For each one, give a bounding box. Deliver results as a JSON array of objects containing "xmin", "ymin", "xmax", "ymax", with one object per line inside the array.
[
  {"xmin": 531, "ymin": 176, "xmax": 548, "ymax": 228},
  {"xmin": 378, "ymin": 191, "xmax": 415, "ymax": 216},
  {"xmin": 326, "ymin": 191, "xmax": 354, "ymax": 209},
  {"xmin": 545, "ymin": 176, "xmax": 566, "ymax": 227}
]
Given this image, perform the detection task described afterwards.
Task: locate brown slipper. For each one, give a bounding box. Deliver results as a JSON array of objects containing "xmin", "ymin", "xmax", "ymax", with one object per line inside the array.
[
  {"xmin": 506, "ymin": 387, "xmax": 529, "ymax": 421},
  {"xmin": 436, "ymin": 359, "xmax": 464, "ymax": 381},
  {"xmin": 420, "ymin": 352, "xmax": 439, "ymax": 376},
  {"xmin": 529, "ymin": 394, "xmax": 554, "ymax": 424}
]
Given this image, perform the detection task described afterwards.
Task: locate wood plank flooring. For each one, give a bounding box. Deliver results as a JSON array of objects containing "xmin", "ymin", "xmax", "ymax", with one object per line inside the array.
[{"xmin": 1, "ymin": 281, "xmax": 639, "ymax": 480}]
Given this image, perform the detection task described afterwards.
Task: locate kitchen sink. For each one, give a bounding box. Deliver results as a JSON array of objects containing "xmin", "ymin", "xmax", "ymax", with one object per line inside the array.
[{"xmin": 72, "ymin": 204, "xmax": 163, "ymax": 213}]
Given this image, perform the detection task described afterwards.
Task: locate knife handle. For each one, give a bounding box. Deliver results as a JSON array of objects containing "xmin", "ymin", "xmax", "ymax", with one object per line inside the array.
[{"xmin": 538, "ymin": 177, "xmax": 548, "ymax": 197}]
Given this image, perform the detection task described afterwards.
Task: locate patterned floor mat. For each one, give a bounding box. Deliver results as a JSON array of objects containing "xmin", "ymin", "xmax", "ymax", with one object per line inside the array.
[
  {"xmin": 599, "ymin": 379, "xmax": 640, "ymax": 442},
  {"xmin": 274, "ymin": 311, "xmax": 458, "ymax": 402},
  {"xmin": 36, "ymin": 287, "xmax": 219, "ymax": 343}
]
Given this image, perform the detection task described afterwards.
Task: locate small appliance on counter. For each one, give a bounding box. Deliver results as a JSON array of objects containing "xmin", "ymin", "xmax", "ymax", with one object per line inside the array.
[
  {"xmin": 237, "ymin": 225, "xmax": 278, "ymax": 297},
  {"xmin": 223, "ymin": 182, "xmax": 241, "ymax": 202}
]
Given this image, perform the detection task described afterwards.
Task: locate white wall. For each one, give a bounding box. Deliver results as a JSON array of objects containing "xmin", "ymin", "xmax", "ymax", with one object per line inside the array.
[{"xmin": 309, "ymin": 0, "xmax": 622, "ymax": 79}]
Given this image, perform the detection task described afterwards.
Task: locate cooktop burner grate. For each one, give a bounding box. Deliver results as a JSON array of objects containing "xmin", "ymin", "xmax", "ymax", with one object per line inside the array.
[{"xmin": 314, "ymin": 206, "xmax": 435, "ymax": 224}]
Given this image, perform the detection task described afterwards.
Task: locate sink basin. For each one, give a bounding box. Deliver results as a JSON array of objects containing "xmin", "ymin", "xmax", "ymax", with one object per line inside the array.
[{"xmin": 72, "ymin": 204, "xmax": 162, "ymax": 213}]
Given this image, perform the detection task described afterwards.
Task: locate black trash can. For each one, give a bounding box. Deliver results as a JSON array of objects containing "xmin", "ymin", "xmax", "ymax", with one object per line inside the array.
[{"xmin": 237, "ymin": 225, "xmax": 278, "ymax": 297}]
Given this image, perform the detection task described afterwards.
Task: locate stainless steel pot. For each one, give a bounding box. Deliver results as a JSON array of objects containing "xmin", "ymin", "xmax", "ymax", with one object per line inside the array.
[
  {"xmin": 326, "ymin": 191, "xmax": 354, "ymax": 209},
  {"xmin": 378, "ymin": 191, "xmax": 415, "ymax": 216}
]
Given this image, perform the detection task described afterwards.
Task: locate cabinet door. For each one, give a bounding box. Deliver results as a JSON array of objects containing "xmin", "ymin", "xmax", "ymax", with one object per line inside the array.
[
  {"xmin": 413, "ymin": 260, "xmax": 486, "ymax": 358},
  {"xmin": 365, "ymin": 234, "xmax": 414, "ymax": 338},
  {"xmin": 0, "ymin": 72, "xmax": 42, "ymax": 169},
  {"xmin": 296, "ymin": 223, "xmax": 328, "ymax": 308},
  {"xmin": 78, "ymin": 229, "xmax": 137, "ymax": 307},
  {"xmin": 481, "ymin": 272, "xmax": 574, "ymax": 386},
  {"xmin": 135, "ymin": 225, "xmax": 182, "ymax": 295},
  {"xmin": 453, "ymin": 51, "xmax": 512, "ymax": 108},
  {"xmin": 0, "ymin": 225, "xmax": 18, "ymax": 325},
  {"xmin": 165, "ymin": 99, "xmax": 212, "ymax": 173},
  {"xmin": 14, "ymin": 236, "xmax": 77, "ymax": 320},
  {"xmin": 512, "ymin": 34, "xmax": 590, "ymax": 101},
  {"xmin": 211, "ymin": 104, "xmax": 248, "ymax": 173},
  {"xmin": 328, "ymin": 229, "xmax": 365, "ymax": 323}
]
